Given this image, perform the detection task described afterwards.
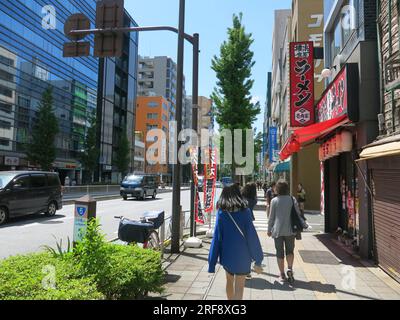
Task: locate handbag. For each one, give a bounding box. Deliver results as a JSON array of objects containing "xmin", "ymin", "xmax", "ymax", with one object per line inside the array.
[{"xmin": 290, "ymin": 197, "xmax": 304, "ymax": 238}]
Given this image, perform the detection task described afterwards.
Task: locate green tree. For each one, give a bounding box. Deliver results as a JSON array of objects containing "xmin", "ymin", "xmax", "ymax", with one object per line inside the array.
[
  {"xmin": 254, "ymin": 131, "xmax": 263, "ymax": 177},
  {"xmin": 114, "ymin": 130, "xmax": 130, "ymax": 180},
  {"xmin": 211, "ymin": 13, "xmax": 260, "ymax": 182},
  {"xmin": 80, "ymin": 112, "xmax": 99, "ymax": 183},
  {"xmin": 26, "ymin": 87, "xmax": 59, "ymax": 171}
]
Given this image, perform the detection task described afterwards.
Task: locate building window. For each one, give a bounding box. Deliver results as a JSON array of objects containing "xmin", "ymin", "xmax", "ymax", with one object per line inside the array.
[
  {"xmin": 147, "ymin": 113, "xmax": 158, "ymax": 119},
  {"xmin": 0, "ymin": 55, "xmax": 13, "ymax": 66},
  {"xmin": 0, "ymin": 102, "xmax": 12, "ymax": 114},
  {"xmin": 0, "ymin": 120, "xmax": 11, "ymax": 129},
  {"xmin": 0, "ymin": 85, "xmax": 12, "ymax": 98},
  {"xmin": 0, "ymin": 138, "xmax": 10, "ymax": 146},
  {"xmin": 148, "ymin": 102, "xmax": 159, "ymax": 108},
  {"xmin": 0, "ymin": 69, "xmax": 13, "ymax": 82}
]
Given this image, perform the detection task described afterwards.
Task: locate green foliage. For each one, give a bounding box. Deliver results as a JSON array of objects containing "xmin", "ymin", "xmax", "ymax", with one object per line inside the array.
[
  {"xmin": 42, "ymin": 236, "xmax": 72, "ymax": 260},
  {"xmin": 211, "ymin": 13, "xmax": 260, "ymax": 178},
  {"xmin": 26, "ymin": 87, "xmax": 59, "ymax": 171},
  {"xmin": 81, "ymin": 112, "xmax": 99, "ymax": 183},
  {"xmin": 73, "ymin": 219, "xmax": 164, "ymax": 299},
  {"xmin": 114, "ymin": 130, "xmax": 130, "ymax": 178},
  {"xmin": 97, "ymin": 244, "xmax": 164, "ymax": 299},
  {"xmin": 254, "ymin": 131, "xmax": 263, "ymax": 175},
  {"xmin": 0, "ymin": 253, "xmax": 103, "ymax": 300},
  {"xmin": 0, "ymin": 219, "xmax": 164, "ymax": 300}
]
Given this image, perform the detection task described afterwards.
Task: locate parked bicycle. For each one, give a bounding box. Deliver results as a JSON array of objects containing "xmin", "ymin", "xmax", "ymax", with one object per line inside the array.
[{"xmin": 114, "ymin": 210, "xmax": 164, "ymax": 250}]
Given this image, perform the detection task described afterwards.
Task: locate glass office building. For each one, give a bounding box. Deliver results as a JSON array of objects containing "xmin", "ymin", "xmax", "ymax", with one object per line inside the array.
[
  {"xmin": 97, "ymin": 11, "xmax": 139, "ymax": 183},
  {"xmin": 0, "ymin": 1, "xmax": 138, "ymax": 184}
]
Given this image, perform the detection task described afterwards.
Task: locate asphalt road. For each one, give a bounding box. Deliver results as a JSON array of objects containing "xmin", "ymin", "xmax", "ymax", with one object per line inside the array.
[{"xmin": 0, "ymin": 189, "xmax": 193, "ymax": 259}]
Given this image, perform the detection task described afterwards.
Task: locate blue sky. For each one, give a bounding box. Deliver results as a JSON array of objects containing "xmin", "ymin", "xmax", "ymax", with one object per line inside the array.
[{"xmin": 125, "ymin": 0, "xmax": 292, "ymax": 132}]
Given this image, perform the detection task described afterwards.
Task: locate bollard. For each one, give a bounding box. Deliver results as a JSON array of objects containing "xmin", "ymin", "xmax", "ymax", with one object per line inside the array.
[{"xmin": 73, "ymin": 195, "xmax": 97, "ymax": 247}]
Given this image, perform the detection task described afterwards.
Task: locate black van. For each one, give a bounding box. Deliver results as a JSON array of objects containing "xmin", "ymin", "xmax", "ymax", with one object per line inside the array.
[
  {"xmin": 0, "ymin": 171, "xmax": 63, "ymax": 225},
  {"xmin": 120, "ymin": 174, "xmax": 158, "ymax": 200}
]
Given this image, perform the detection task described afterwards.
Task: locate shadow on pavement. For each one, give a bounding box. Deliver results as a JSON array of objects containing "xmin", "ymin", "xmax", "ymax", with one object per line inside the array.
[
  {"xmin": 0, "ymin": 214, "xmax": 66, "ymax": 228},
  {"xmin": 246, "ymin": 276, "xmax": 379, "ymax": 300}
]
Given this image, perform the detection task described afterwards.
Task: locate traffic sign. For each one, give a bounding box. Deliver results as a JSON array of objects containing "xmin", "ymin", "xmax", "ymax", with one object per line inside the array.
[
  {"xmin": 64, "ymin": 13, "xmax": 91, "ymax": 41},
  {"xmin": 63, "ymin": 41, "xmax": 90, "ymax": 57},
  {"xmin": 94, "ymin": 0, "xmax": 125, "ymax": 58}
]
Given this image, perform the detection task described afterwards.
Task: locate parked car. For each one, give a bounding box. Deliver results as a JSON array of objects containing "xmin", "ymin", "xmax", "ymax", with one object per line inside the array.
[
  {"xmin": 120, "ymin": 174, "xmax": 158, "ymax": 200},
  {"xmin": 0, "ymin": 171, "xmax": 63, "ymax": 226}
]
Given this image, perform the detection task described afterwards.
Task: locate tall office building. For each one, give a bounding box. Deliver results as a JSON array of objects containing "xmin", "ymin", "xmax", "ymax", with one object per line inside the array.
[
  {"xmin": 0, "ymin": 1, "xmax": 139, "ymax": 184},
  {"xmin": 137, "ymin": 55, "xmax": 186, "ymax": 125},
  {"xmin": 96, "ymin": 11, "xmax": 139, "ymax": 183}
]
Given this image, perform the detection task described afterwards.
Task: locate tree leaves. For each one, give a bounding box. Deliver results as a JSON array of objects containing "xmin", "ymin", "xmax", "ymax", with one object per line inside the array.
[{"xmin": 26, "ymin": 87, "xmax": 59, "ymax": 171}]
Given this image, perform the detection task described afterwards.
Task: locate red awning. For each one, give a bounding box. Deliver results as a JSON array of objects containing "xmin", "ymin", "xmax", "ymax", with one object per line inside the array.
[{"xmin": 279, "ymin": 115, "xmax": 350, "ymax": 161}]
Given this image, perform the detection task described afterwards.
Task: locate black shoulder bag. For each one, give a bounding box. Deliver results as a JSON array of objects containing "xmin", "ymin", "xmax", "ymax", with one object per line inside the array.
[{"xmin": 290, "ymin": 197, "xmax": 303, "ymax": 240}]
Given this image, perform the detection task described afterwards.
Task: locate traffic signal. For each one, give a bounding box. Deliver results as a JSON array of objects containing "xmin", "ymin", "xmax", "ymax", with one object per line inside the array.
[{"xmin": 94, "ymin": 0, "xmax": 125, "ymax": 58}]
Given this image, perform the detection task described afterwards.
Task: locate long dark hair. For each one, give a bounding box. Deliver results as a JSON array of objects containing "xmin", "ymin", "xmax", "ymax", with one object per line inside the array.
[
  {"xmin": 217, "ymin": 184, "xmax": 248, "ymax": 212},
  {"xmin": 241, "ymin": 183, "xmax": 257, "ymax": 200}
]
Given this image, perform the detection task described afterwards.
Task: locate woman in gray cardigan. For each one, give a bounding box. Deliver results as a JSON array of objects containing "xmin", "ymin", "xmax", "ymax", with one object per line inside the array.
[{"xmin": 267, "ymin": 180, "xmax": 308, "ymax": 284}]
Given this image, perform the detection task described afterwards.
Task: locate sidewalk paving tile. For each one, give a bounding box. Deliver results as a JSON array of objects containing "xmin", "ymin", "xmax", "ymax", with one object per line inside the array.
[{"xmin": 157, "ymin": 205, "xmax": 400, "ymax": 300}]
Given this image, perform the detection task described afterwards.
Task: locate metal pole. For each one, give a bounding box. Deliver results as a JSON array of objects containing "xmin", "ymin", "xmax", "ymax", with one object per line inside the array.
[
  {"xmin": 190, "ymin": 33, "xmax": 199, "ymax": 237},
  {"xmin": 171, "ymin": 0, "xmax": 185, "ymax": 253}
]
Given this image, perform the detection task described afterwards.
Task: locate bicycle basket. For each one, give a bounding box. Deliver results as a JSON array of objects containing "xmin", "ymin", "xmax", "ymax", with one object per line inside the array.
[
  {"xmin": 142, "ymin": 210, "xmax": 165, "ymax": 229},
  {"xmin": 118, "ymin": 219, "xmax": 154, "ymax": 243}
]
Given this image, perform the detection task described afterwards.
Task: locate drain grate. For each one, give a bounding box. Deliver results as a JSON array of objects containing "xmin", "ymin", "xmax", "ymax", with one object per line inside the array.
[{"xmin": 299, "ymin": 250, "xmax": 340, "ymax": 265}]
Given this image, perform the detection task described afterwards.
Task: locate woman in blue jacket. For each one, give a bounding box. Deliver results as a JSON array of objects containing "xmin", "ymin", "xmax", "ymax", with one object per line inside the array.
[{"xmin": 208, "ymin": 184, "xmax": 264, "ymax": 300}]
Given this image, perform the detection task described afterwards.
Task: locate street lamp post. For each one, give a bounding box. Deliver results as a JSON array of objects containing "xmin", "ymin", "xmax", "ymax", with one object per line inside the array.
[
  {"xmin": 190, "ymin": 33, "xmax": 199, "ymax": 238},
  {"xmin": 171, "ymin": 0, "xmax": 186, "ymax": 254}
]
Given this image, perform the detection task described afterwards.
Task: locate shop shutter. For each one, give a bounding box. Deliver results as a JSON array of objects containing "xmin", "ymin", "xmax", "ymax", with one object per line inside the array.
[{"xmin": 372, "ymin": 170, "xmax": 400, "ymax": 282}]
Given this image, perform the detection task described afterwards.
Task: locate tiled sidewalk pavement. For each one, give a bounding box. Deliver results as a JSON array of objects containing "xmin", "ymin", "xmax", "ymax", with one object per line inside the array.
[{"xmin": 149, "ymin": 209, "xmax": 400, "ymax": 300}]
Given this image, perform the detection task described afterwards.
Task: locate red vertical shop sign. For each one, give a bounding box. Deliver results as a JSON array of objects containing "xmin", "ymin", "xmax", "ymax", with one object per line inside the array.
[
  {"xmin": 204, "ymin": 148, "xmax": 217, "ymax": 213},
  {"xmin": 190, "ymin": 148, "xmax": 205, "ymax": 224},
  {"xmin": 290, "ymin": 41, "xmax": 315, "ymax": 127}
]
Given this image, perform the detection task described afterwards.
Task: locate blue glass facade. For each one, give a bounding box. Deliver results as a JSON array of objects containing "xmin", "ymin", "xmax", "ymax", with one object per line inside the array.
[{"xmin": 0, "ymin": 0, "xmax": 139, "ymax": 184}]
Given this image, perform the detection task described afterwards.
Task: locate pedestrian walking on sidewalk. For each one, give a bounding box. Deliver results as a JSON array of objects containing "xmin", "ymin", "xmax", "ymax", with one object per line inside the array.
[
  {"xmin": 208, "ymin": 184, "xmax": 264, "ymax": 300},
  {"xmin": 297, "ymin": 183, "xmax": 307, "ymax": 221},
  {"xmin": 267, "ymin": 180, "xmax": 308, "ymax": 284},
  {"xmin": 266, "ymin": 182, "xmax": 277, "ymax": 218},
  {"xmin": 241, "ymin": 183, "xmax": 257, "ymax": 221}
]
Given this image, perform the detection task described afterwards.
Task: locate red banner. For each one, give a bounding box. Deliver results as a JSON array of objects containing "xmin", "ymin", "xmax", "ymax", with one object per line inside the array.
[
  {"xmin": 203, "ymin": 148, "xmax": 217, "ymax": 213},
  {"xmin": 190, "ymin": 147, "xmax": 205, "ymax": 224},
  {"xmin": 290, "ymin": 41, "xmax": 315, "ymax": 127}
]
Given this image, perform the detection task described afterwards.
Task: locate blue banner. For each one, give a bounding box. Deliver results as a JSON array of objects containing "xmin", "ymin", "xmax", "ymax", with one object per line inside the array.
[{"xmin": 269, "ymin": 127, "xmax": 278, "ymax": 163}]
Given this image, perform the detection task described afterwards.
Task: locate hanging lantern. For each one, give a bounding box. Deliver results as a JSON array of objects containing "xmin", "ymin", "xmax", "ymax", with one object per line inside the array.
[{"xmin": 341, "ymin": 131, "xmax": 353, "ymax": 152}]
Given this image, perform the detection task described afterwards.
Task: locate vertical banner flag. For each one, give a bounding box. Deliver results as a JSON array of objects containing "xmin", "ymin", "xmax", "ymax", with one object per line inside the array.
[
  {"xmin": 290, "ymin": 41, "xmax": 315, "ymax": 127},
  {"xmin": 269, "ymin": 127, "xmax": 278, "ymax": 163},
  {"xmin": 190, "ymin": 147, "xmax": 205, "ymax": 224},
  {"xmin": 204, "ymin": 148, "xmax": 217, "ymax": 214}
]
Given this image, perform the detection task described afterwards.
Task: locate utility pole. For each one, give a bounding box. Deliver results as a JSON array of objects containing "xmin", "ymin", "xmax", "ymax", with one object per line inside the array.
[
  {"xmin": 63, "ymin": 0, "xmax": 199, "ymax": 254},
  {"xmin": 171, "ymin": 0, "xmax": 186, "ymax": 254},
  {"xmin": 189, "ymin": 33, "xmax": 199, "ymax": 238}
]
